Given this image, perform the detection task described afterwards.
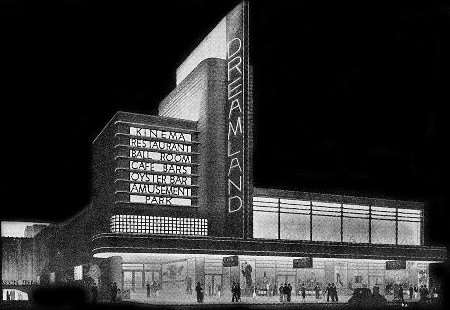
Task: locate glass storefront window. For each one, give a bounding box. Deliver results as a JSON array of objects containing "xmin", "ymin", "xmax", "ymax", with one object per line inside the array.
[
  {"xmin": 312, "ymin": 215, "xmax": 341, "ymax": 242},
  {"xmin": 343, "ymin": 217, "xmax": 369, "ymax": 243},
  {"xmin": 253, "ymin": 211, "xmax": 278, "ymax": 239},
  {"xmin": 398, "ymin": 221, "xmax": 420, "ymax": 245},
  {"xmin": 280, "ymin": 213, "xmax": 310, "ymax": 240},
  {"xmin": 371, "ymin": 219, "xmax": 396, "ymax": 244}
]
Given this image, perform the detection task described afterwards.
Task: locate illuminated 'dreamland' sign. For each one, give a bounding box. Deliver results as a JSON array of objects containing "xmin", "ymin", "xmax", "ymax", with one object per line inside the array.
[
  {"xmin": 226, "ymin": 2, "xmax": 249, "ymax": 218},
  {"xmin": 128, "ymin": 126, "xmax": 194, "ymax": 207}
]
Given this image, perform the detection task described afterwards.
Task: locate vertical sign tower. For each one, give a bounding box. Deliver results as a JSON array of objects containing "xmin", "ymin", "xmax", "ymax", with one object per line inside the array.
[{"xmin": 226, "ymin": 1, "xmax": 251, "ymax": 239}]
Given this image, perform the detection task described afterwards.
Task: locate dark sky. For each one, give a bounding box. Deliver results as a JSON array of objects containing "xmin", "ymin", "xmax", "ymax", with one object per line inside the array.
[{"xmin": 2, "ymin": 0, "xmax": 449, "ymax": 247}]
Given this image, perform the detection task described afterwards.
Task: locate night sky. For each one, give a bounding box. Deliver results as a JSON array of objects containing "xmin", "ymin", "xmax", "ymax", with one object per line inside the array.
[{"xmin": 2, "ymin": 1, "xmax": 449, "ymax": 248}]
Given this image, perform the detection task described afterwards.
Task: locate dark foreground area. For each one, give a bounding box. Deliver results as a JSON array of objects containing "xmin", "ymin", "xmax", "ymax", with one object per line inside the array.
[
  {"xmin": 0, "ymin": 301, "xmax": 447, "ymax": 310},
  {"xmin": 1, "ymin": 286, "xmax": 447, "ymax": 310}
]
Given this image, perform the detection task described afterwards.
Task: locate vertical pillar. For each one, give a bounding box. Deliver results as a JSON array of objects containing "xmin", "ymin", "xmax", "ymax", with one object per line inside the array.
[
  {"xmin": 368, "ymin": 205, "xmax": 372, "ymax": 244},
  {"xmin": 310, "ymin": 198, "xmax": 313, "ymax": 241},
  {"xmin": 109, "ymin": 256, "xmax": 123, "ymax": 290},
  {"xmin": 340, "ymin": 203, "xmax": 344, "ymax": 242},
  {"xmin": 395, "ymin": 208, "xmax": 399, "ymax": 245},
  {"xmin": 277, "ymin": 198, "xmax": 281, "ymax": 240}
]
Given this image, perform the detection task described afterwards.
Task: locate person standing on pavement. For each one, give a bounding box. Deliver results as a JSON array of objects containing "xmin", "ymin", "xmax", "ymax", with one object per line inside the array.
[
  {"xmin": 195, "ymin": 282, "xmax": 203, "ymax": 303},
  {"xmin": 279, "ymin": 283, "xmax": 284, "ymax": 302},
  {"xmin": 300, "ymin": 283, "xmax": 306, "ymax": 301},
  {"xmin": 332, "ymin": 283, "xmax": 338, "ymax": 302},
  {"xmin": 325, "ymin": 283, "xmax": 331, "ymax": 302},
  {"xmin": 287, "ymin": 283, "xmax": 292, "ymax": 302},
  {"xmin": 314, "ymin": 283, "xmax": 320, "ymax": 299},
  {"xmin": 409, "ymin": 285, "xmax": 414, "ymax": 300}
]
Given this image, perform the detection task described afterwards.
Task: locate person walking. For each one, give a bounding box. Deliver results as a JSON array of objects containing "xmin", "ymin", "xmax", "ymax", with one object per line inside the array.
[
  {"xmin": 399, "ymin": 285, "xmax": 405, "ymax": 304},
  {"xmin": 300, "ymin": 283, "xmax": 306, "ymax": 301},
  {"xmin": 325, "ymin": 283, "xmax": 331, "ymax": 302},
  {"xmin": 314, "ymin": 283, "xmax": 320, "ymax": 299},
  {"xmin": 332, "ymin": 283, "xmax": 338, "ymax": 302},
  {"xmin": 146, "ymin": 283, "xmax": 151, "ymax": 298},
  {"xmin": 279, "ymin": 283, "xmax": 284, "ymax": 302},
  {"xmin": 110, "ymin": 282, "xmax": 118, "ymax": 302},
  {"xmin": 287, "ymin": 283, "xmax": 292, "ymax": 302},
  {"xmin": 236, "ymin": 282, "xmax": 241, "ymax": 302},
  {"xmin": 409, "ymin": 285, "xmax": 414, "ymax": 300},
  {"xmin": 195, "ymin": 282, "xmax": 203, "ymax": 303}
]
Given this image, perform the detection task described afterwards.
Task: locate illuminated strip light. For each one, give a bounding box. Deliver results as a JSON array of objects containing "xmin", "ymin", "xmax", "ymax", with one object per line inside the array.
[
  {"xmin": 129, "ymin": 160, "xmax": 191, "ymax": 175},
  {"xmin": 130, "ymin": 194, "xmax": 192, "ymax": 206},
  {"xmin": 128, "ymin": 150, "xmax": 192, "ymax": 163},
  {"xmin": 129, "ymin": 126, "xmax": 192, "ymax": 142},
  {"xmin": 129, "ymin": 138, "xmax": 192, "ymax": 153},
  {"xmin": 253, "ymin": 197, "xmax": 278, "ymax": 203},
  {"xmin": 280, "ymin": 199, "xmax": 311, "ymax": 206},
  {"xmin": 110, "ymin": 215, "xmax": 207, "ymax": 236}
]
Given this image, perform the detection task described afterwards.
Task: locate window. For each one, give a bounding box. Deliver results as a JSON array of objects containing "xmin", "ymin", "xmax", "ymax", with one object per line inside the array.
[
  {"xmin": 397, "ymin": 208, "xmax": 421, "ymax": 245},
  {"xmin": 342, "ymin": 204, "xmax": 369, "ymax": 243},
  {"xmin": 312, "ymin": 201, "xmax": 341, "ymax": 242},
  {"xmin": 253, "ymin": 211, "xmax": 278, "ymax": 239},
  {"xmin": 280, "ymin": 199, "xmax": 310, "ymax": 240},
  {"xmin": 370, "ymin": 206, "xmax": 396, "ymax": 244}
]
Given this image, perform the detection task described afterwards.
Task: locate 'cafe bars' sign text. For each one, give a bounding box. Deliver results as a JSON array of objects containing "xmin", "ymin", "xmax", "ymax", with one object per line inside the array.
[{"xmin": 128, "ymin": 126, "xmax": 193, "ymax": 206}]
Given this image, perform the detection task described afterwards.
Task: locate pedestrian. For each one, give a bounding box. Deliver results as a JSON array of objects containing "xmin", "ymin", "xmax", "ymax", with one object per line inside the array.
[
  {"xmin": 314, "ymin": 283, "xmax": 320, "ymax": 299},
  {"xmin": 287, "ymin": 283, "xmax": 292, "ymax": 302},
  {"xmin": 398, "ymin": 285, "xmax": 404, "ymax": 303},
  {"xmin": 332, "ymin": 283, "xmax": 338, "ymax": 302},
  {"xmin": 91, "ymin": 284, "xmax": 98, "ymax": 303},
  {"xmin": 110, "ymin": 282, "xmax": 118, "ymax": 302},
  {"xmin": 325, "ymin": 283, "xmax": 331, "ymax": 302},
  {"xmin": 414, "ymin": 285, "xmax": 419, "ymax": 299},
  {"xmin": 237, "ymin": 282, "xmax": 241, "ymax": 301},
  {"xmin": 409, "ymin": 285, "xmax": 414, "ymax": 300},
  {"xmin": 195, "ymin": 282, "xmax": 203, "ymax": 303},
  {"xmin": 279, "ymin": 283, "xmax": 284, "ymax": 302},
  {"xmin": 300, "ymin": 283, "xmax": 306, "ymax": 301},
  {"xmin": 231, "ymin": 282, "xmax": 237, "ymax": 302},
  {"xmin": 146, "ymin": 282, "xmax": 151, "ymax": 298},
  {"xmin": 217, "ymin": 284, "xmax": 221, "ymax": 299}
]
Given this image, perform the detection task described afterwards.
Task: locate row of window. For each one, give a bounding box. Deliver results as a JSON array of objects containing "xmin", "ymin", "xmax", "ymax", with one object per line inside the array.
[
  {"xmin": 253, "ymin": 197, "xmax": 422, "ymax": 245},
  {"xmin": 110, "ymin": 215, "xmax": 208, "ymax": 236}
]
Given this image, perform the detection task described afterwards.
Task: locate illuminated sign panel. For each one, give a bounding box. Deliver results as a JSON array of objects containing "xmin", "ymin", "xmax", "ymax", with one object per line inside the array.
[
  {"xmin": 386, "ymin": 260, "xmax": 406, "ymax": 270},
  {"xmin": 223, "ymin": 255, "xmax": 239, "ymax": 267},
  {"xmin": 126, "ymin": 126, "xmax": 196, "ymax": 207},
  {"xmin": 293, "ymin": 257, "xmax": 313, "ymax": 268},
  {"xmin": 225, "ymin": 1, "xmax": 250, "ymax": 238}
]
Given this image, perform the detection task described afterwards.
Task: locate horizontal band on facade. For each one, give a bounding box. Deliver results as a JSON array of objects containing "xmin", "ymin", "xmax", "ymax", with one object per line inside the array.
[
  {"xmin": 114, "ymin": 155, "xmax": 199, "ymax": 167},
  {"xmin": 114, "ymin": 133, "xmax": 200, "ymax": 145},
  {"xmin": 90, "ymin": 234, "xmax": 446, "ymax": 261},
  {"xmin": 115, "ymin": 168, "xmax": 199, "ymax": 178},
  {"xmin": 113, "ymin": 144, "xmax": 200, "ymax": 156},
  {"xmin": 114, "ymin": 120, "xmax": 199, "ymax": 134}
]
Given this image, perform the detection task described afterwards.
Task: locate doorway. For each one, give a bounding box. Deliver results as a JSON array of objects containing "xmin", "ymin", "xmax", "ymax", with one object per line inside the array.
[{"xmin": 205, "ymin": 274, "xmax": 222, "ymax": 296}]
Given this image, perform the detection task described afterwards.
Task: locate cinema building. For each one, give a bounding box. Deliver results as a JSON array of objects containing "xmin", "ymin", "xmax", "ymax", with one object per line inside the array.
[{"xmin": 10, "ymin": 1, "xmax": 446, "ymax": 303}]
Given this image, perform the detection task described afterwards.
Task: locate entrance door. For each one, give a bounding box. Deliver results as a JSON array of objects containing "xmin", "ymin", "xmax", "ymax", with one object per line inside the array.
[
  {"xmin": 123, "ymin": 271, "xmax": 133, "ymax": 291},
  {"xmin": 205, "ymin": 275, "xmax": 222, "ymax": 296}
]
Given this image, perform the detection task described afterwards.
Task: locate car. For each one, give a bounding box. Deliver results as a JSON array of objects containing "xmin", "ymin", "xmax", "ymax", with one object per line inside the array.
[{"xmin": 348, "ymin": 288, "xmax": 387, "ymax": 306}]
